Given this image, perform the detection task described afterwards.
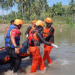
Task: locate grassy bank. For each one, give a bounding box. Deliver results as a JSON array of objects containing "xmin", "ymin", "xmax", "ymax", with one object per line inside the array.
[
  {"xmin": 0, "ymin": 15, "xmax": 74, "ymax": 33},
  {"xmin": 0, "ymin": 15, "xmax": 73, "ymax": 25},
  {"xmin": 0, "ymin": 19, "xmax": 31, "ymax": 24}
]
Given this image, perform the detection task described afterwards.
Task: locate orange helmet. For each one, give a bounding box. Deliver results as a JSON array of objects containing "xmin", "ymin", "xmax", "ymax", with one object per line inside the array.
[
  {"xmin": 31, "ymin": 20, "xmax": 37, "ymax": 23},
  {"xmin": 14, "ymin": 19, "xmax": 23, "ymax": 25},
  {"xmin": 36, "ymin": 20, "xmax": 44, "ymax": 27},
  {"xmin": 20, "ymin": 20, "xmax": 23, "ymax": 25},
  {"xmin": 45, "ymin": 17, "xmax": 53, "ymax": 23}
]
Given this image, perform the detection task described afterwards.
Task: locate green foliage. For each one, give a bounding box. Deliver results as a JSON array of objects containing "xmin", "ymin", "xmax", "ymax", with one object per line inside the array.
[
  {"xmin": 69, "ymin": 22, "xmax": 74, "ymax": 26},
  {"xmin": 0, "ymin": 19, "xmax": 9, "ymax": 24},
  {"xmin": 30, "ymin": 13, "xmax": 36, "ymax": 20},
  {"xmin": 66, "ymin": 18, "xmax": 71, "ymax": 24},
  {"xmin": 66, "ymin": 17, "xmax": 75, "ymax": 26},
  {"xmin": 0, "ymin": 0, "xmax": 75, "ymax": 25}
]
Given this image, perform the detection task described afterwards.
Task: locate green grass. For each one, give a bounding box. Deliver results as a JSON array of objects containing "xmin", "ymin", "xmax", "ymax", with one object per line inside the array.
[{"xmin": 0, "ymin": 15, "xmax": 74, "ymax": 26}]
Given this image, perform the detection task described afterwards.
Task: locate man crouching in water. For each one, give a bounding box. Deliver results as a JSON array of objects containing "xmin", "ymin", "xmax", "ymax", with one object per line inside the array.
[
  {"xmin": 5, "ymin": 19, "xmax": 23, "ymax": 73},
  {"xmin": 28, "ymin": 20, "xmax": 58, "ymax": 73}
]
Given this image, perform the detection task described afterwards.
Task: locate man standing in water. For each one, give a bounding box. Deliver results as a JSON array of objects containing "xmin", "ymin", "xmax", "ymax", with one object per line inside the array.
[
  {"xmin": 5, "ymin": 19, "xmax": 23, "ymax": 73},
  {"xmin": 25, "ymin": 20, "xmax": 37, "ymax": 56},
  {"xmin": 43, "ymin": 17, "xmax": 55, "ymax": 64},
  {"xmin": 4, "ymin": 20, "xmax": 14, "ymax": 38},
  {"xmin": 25, "ymin": 20, "xmax": 36, "ymax": 37},
  {"xmin": 28, "ymin": 20, "xmax": 57, "ymax": 73}
]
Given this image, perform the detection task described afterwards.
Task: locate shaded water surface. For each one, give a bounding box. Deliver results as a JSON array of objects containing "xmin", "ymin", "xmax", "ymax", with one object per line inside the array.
[{"xmin": 0, "ymin": 25, "xmax": 75, "ymax": 75}]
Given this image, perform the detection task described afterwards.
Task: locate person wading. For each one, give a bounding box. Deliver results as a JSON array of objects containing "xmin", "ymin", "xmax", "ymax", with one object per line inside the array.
[
  {"xmin": 28, "ymin": 20, "xmax": 57, "ymax": 73},
  {"xmin": 43, "ymin": 17, "xmax": 55, "ymax": 64},
  {"xmin": 25, "ymin": 20, "xmax": 37, "ymax": 57},
  {"xmin": 25, "ymin": 20, "xmax": 36, "ymax": 37},
  {"xmin": 5, "ymin": 20, "xmax": 14, "ymax": 38},
  {"xmin": 5, "ymin": 19, "xmax": 23, "ymax": 73}
]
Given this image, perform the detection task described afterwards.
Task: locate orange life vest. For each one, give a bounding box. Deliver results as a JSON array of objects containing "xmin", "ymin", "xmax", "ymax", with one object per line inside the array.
[
  {"xmin": 28, "ymin": 31, "xmax": 40, "ymax": 46},
  {"xmin": 33, "ymin": 32, "xmax": 39, "ymax": 41},
  {"xmin": 43, "ymin": 27, "xmax": 55, "ymax": 42},
  {"xmin": 29, "ymin": 27, "xmax": 35, "ymax": 33}
]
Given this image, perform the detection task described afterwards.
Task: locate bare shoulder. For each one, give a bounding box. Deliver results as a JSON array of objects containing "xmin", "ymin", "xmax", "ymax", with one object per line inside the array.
[{"xmin": 5, "ymin": 27, "xmax": 9, "ymax": 31}]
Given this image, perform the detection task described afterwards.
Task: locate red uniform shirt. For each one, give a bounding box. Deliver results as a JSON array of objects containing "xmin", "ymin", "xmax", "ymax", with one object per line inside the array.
[{"xmin": 11, "ymin": 28, "xmax": 21, "ymax": 37}]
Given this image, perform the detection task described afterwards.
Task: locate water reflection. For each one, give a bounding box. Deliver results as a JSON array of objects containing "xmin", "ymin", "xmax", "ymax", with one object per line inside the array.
[{"xmin": 55, "ymin": 26, "xmax": 75, "ymax": 45}]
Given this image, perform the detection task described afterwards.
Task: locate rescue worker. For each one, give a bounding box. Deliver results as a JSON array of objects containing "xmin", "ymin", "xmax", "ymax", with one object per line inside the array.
[
  {"xmin": 25, "ymin": 20, "xmax": 36, "ymax": 37},
  {"xmin": 5, "ymin": 19, "xmax": 23, "ymax": 73},
  {"xmin": 25, "ymin": 20, "xmax": 37, "ymax": 57},
  {"xmin": 28, "ymin": 20, "xmax": 58, "ymax": 73},
  {"xmin": 4, "ymin": 20, "xmax": 14, "ymax": 38},
  {"xmin": 43, "ymin": 17, "xmax": 55, "ymax": 64}
]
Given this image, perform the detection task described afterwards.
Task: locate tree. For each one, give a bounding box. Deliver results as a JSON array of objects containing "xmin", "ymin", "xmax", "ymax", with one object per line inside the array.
[
  {"xmin": 69, "ymin": 0, "xmax": 75, "ymax": 22},
  {"xmin": 51, "ymin": 4, "xmax": 56, "ymax": 17},
  {"xmin": 0, "ymin": 0, "xmax": 5, "ymax": 20},
  {"xmin": 4, "ymin": 0, "xmax": 9, "ymax": 20},
  {"xmin": 56, "ymin": 2, "xmax": 63, "ymax": 16}
]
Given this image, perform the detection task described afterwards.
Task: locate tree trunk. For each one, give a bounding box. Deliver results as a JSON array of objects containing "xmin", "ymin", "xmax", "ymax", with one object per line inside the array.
[
  {"xmin": 7, "ymin": 9, "xmax": 8, "ymax": 20},
  {"xmin": 2, "ymin": 8, "xmax": 4, "ymax": 21},
  {"xmin": 72, "ymin": 11, "xmax": 73, "ymax": 22},
  {"xmin": 22, "ymin": 0, "xmax": 24, "ymax": 21},
  {"xmin": 15, "ymin": 11, "xmax": 17, "ymax": 19}
]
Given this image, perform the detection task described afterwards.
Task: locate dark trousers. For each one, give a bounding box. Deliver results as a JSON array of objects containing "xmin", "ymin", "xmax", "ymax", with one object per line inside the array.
[{"xmin": 5, "ymin": 47, "xmax": 21, "ymax": 72}]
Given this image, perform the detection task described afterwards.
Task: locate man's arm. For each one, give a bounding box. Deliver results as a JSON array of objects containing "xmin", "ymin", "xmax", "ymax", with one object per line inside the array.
[
  {"xmin": 10, "ymin": 35, "xmax": 17, "ymax": 47},
  {"xmin": 4, "ymin": 27, "xmax": 9, "ymax": 38},
  {"xmin": 37, "ymin": 32, "xmax": 58, "ymax": 48},
  {"xmin": 37, "ymin": 32, "xmax": 51, "ymax": 46},
  {"xmin": 25, "ymin": 26, "xmax": 32, "ymax": 34},
  {"xmin": 10, "ymin": 29, "xmax": 20, "ymax": 54}
]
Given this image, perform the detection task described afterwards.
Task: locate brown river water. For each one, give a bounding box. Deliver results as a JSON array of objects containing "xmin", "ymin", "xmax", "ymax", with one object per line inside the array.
[{"xmin": 0, "ymin": 25, "xmax": 75, "ymax": 75}]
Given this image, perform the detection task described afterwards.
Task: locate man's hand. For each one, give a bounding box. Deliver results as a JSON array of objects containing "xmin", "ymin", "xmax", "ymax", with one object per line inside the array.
[
  {"xmin": 15, "ymin": 48, "xmax": 20, "ymax": 54},
  {"xmin": 26, "ymin": 34, "xmax": 28, "ymax": 37},
  {"xmin": 51, "ymin": 44, "xmax": 58, "ymax": 48}
]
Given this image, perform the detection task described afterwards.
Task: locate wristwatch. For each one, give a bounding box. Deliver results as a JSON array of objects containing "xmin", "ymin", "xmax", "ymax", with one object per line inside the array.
[{"xmin": 14, "ymin": 46, "xmax": 19, "ymax": 48}]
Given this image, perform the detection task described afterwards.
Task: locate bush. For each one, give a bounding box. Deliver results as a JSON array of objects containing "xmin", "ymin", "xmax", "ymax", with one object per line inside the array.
[
  {"xmin": 66, "ymin": 18, "xmax": 75, "ymax": 26},
  {"xmin": 0, "ymin": 19, "xmax": 10, "ymax": 24}
]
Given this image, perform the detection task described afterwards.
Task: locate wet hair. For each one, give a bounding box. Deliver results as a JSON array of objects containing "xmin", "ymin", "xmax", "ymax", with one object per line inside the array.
[{"xmin": 10, "ymin": 20, "xmax": 14, "ymax": 24}]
